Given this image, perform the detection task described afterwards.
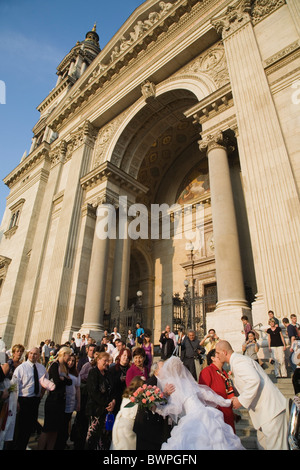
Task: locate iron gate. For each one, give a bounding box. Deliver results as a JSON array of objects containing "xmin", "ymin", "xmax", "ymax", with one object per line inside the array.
[{"xmin": 172, "ymin": 285, "xmax": 217, "ymax": 340}]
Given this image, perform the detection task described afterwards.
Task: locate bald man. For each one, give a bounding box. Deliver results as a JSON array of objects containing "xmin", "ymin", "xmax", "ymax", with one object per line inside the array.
[
  {"xmin": 215, "ymin": 340, "xmax": 288, "ymax": 450},
  {"xmin": 13, "ymin": 347, "xmax": 47, "ymax": 449}
]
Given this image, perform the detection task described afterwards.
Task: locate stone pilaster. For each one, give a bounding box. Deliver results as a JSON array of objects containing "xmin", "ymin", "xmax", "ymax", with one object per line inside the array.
[
  {"xmin": 211, "ymin": 0, "xmax": 300, "ymax": 325},
  {"xmin": 286, "ymin": 0, "xmax": 300, "ymax": 35},
  {"xmin": 33, "ymin": 121, "xmax": 98, "ymax": 343}
]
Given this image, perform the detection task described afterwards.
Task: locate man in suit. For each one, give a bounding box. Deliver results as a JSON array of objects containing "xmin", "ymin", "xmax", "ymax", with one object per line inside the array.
[{"xmin": 215, "ymin": 340, "xmax": 288, "ymax": 450}]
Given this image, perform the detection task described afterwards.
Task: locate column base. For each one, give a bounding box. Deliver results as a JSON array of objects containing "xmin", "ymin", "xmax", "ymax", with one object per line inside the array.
[
  {"xmin": 251, "ymin": 293, "xmax": 266, "ymax": 328},
  {"xmin": 206, "ymin": 300, "xmax": 252, "ymax": 353}
]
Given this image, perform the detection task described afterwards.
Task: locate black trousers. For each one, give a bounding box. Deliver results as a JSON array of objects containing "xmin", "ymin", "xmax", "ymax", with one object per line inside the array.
[
  {"xmin": 14, "ymin": 396, "xmax": 40, "ymax": 450},
  {"xmin": 183, "ymin": 357, "xmax": 197, "ymax": 380}
]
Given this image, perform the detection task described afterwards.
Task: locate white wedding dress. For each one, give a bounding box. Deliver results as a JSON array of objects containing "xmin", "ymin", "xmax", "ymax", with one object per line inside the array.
[{"xmin": 157, "ymin": 357, "xmax": 244, "ymax": 451}]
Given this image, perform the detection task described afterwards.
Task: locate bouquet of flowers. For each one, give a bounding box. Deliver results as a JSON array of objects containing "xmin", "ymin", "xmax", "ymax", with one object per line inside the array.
[{"xmin": 125, "ymin": 384, "xmax": 168, "ymax": 410}]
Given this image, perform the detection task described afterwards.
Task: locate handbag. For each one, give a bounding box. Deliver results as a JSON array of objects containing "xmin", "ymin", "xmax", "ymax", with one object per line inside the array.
[{"xmin": 105, "ymin": 412, "xmax": 115, "ymax": 431}]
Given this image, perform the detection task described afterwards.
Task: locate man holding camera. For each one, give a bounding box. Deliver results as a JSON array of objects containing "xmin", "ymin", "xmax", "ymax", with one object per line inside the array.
[{"xmin": 180, "ymin": 330, "xmax": 204, "ymax": 380}]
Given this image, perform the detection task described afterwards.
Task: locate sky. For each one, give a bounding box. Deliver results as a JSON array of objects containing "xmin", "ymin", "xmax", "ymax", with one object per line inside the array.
[{"xmin": 0, "ymin": 0, "xmax": 145, "ymax": 222}]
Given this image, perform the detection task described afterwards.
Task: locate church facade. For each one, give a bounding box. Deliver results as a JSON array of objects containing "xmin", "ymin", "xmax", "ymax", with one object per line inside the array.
[{"xmin": 0, "ymin": 0, "xmax": 299, "ymax": 351}]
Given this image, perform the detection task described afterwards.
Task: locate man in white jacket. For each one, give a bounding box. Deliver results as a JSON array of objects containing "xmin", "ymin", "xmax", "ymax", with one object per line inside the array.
[{"xmin": 216, "ymin": 340, "xmax": 288, "ymax": 450}]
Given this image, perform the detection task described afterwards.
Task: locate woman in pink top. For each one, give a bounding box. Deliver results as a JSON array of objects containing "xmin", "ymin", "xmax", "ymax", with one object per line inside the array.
[{"xmin": 125, "ymin": 347, "xmax": 148, "ymax": 387}]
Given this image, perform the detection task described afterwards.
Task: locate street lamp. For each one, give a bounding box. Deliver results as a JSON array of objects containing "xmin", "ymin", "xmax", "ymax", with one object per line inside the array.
[{"xmin": 115, "ymin": 295, "xmax": 121, "ymax": 330}]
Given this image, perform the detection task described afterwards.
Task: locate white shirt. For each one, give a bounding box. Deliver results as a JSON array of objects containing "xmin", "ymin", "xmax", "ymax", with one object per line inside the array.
[
  {"xmin": 42, "ymin": 343, "xmax": 51, "ymax": 358},
  {"xmin": 13, "ymin": 360, "xmax": 46, "ymax": 397},
  {"xmin": 106, "ymin": 343, "xmax": 115, "ymax": 356},
  {"xmin": 111, "ymin": 332, "xmax": 121, "ymax": 342}
]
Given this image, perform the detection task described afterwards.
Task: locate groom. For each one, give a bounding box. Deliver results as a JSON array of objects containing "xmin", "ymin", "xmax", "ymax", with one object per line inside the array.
[{"xmin": 215, "ymin": 340, "xmax": 288, "ymax": 450}]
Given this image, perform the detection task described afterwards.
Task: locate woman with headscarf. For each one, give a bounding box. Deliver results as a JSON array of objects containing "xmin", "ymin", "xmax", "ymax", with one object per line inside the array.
[{"xmin": 85, "ymin": 351, "xmax": 116, "ymax": 450}]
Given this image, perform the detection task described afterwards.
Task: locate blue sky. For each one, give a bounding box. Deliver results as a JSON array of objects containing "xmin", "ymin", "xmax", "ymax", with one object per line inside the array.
[{"xmin": 0, "ymin": 0, "xmax": 145, "ymax": 221}]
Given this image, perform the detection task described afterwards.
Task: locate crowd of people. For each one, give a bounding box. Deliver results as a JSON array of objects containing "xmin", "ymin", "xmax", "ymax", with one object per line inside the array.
[{"xmin": 0, "ymin": 312, "xmax": 299, "ymax": 451}]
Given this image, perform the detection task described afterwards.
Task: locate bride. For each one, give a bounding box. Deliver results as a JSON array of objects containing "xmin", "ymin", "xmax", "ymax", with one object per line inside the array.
[{"xmin": 156, "ymin": 356, "xmax": 244, "ymax": 450}]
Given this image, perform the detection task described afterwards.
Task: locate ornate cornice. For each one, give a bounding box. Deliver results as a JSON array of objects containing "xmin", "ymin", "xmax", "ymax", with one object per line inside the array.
[
  {"xmin": 3, "ymin": 142, "xmax": 50, "ymax": 189},
  {"xmin": 80, "ymin": 160, "xmax": 148, "ymax": 197},
  {"xmin": 185, "ymin": 83, "xmax": 233, "ymax": 124}
]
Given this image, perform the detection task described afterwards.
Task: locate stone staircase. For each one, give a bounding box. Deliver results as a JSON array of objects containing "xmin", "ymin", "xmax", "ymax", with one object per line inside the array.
[{"xmin": 235, "ymin": 360, "xmax": 295, "ymax": 450}]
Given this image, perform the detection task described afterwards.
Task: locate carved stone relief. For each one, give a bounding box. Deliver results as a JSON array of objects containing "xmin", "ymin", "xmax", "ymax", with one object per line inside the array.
[{"xmin": 171, "ymin": 42, "xmax": 230, "ymax": 90}]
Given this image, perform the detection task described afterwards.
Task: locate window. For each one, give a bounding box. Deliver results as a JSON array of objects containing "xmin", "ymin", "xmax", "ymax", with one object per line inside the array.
[{"xmin": 4, "ymin": 199, "xmax": 25, "ymax": 238}]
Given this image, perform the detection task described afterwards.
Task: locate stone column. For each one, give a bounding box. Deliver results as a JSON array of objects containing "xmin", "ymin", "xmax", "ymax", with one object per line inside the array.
[
  {"xmin": 200, "ymin": 132, "xmax": 248, "ymax": 309},
  {"xmin": 199, "ymin": 132, "xmax": 250, "ymax": 349},
  {"xmin": 81, "ymin": 202, "xmax": 115, "ymax": 340},
  {"xmin": 110, "ymin": 214, "xmax": 131, "ymax": 314},
  {"xmin": 211, "ymin": 0, "xmax": 300, "ymax": 326}
]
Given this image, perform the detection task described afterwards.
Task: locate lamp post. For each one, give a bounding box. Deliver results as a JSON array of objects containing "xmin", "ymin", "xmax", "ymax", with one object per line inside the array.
[
  {"xmin": 184, "ymin": 243, "xmax": 196, "ymax": 331},
  {"xmin": 115, "ymin": 295, "xmax": 121, "ymax": 331},
  {"xmin": 136, "ymin": 290, "xmax": 143, "ymax": 325}
]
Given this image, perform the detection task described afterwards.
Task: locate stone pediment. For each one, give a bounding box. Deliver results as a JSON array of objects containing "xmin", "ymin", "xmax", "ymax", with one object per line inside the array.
[{"xmin": 48, "ymin": 0, "xmax": 199, "ymax": 131}]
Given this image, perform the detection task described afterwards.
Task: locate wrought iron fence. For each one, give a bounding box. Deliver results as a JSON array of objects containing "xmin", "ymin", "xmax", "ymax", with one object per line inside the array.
[{"xmin": 172, "ymin": 286, "xmax": 217, "ymax": 340}]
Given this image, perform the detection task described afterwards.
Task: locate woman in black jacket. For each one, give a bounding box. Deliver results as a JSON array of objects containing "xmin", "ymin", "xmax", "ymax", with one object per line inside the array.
[
  {"xmin": 85, "ymin": 351, "xmax": 116, "ymax": 450},
  {"xmin": 108, "ymin": 347, "xmax": 132, "ymax": 415}
]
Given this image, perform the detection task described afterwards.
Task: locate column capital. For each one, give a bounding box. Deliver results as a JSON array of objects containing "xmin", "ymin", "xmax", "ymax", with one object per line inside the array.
[
  {"xmin": 211, "ymin": 0, "xmax": 253, "ymax": 39},
  {"xmin": 69, "ymin": 120, "xmax": 98, "ymax": 153},
  {"xmin": 199, "ymin": 131, "xmax": 235, "ymax": 154}
]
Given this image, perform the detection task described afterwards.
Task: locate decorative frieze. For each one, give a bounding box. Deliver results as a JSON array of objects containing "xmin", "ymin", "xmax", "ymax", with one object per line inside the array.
[
  {"xmin": 171, "ymin": 42, "xmax": 230, "ymax": 91},
  {"xmin": 49, "ymin": 0, "xmax": 199, "ymax": 131},
  {"xmin": 93, "ymin": 109, "xmax": 131, "ymax": 169},
  {"xmin": 251, "ymin": 0, "xmax": 286, "ymax": 25}
]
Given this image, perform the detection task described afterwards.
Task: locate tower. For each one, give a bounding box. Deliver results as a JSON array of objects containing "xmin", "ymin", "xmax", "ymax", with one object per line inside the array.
[{"xmin": 56, "ymin": 23, "xmax": 101, "ymax": 85}]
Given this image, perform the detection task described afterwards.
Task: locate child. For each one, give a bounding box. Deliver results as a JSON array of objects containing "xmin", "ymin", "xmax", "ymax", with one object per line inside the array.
[
  {"xmin": 110, "ymin": 376, "xmax": 144, "ymax": 450},
  {"xmin": 241, "ymin": 316, "xmax": 252, "ymax": 340}
]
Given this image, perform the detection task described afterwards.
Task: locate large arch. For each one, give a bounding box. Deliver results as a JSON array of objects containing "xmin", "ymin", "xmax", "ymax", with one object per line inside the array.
[{"xmin": 105, "ymin": 76, "xmax": 215, "ymax": 176}]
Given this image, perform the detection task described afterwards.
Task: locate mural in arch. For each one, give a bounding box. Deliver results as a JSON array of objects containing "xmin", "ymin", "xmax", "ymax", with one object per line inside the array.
[{"xmin": 176, "ymin": 159, "xmax": 210, "ymax": 205}]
